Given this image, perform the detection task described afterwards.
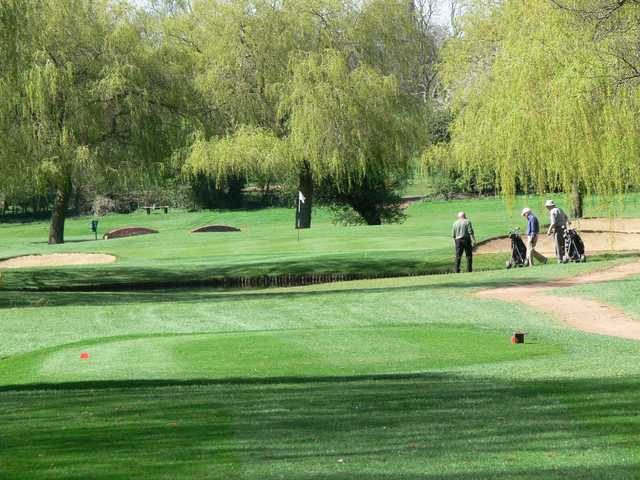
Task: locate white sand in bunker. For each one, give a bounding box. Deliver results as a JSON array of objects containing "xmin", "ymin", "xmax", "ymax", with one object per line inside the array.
[
  {"xmin": 476, "ymin": 231, "xmax": 640, "ymax": 255},
  {"xmin": 0, "ymin": 253, "xmax": 116, "ymax": 269},
  {"xmin": 575, "ymin": 217, "xmax": 640, "ymax": 233}
]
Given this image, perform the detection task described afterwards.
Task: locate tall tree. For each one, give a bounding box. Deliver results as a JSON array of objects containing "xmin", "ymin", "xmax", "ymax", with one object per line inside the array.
[
  {"xmin": 0, "ymin": 0, "xmax": 192, "ymax": 243},
  {"xmin": 429, "ymin": 0, "xmax": 640, "ymax": 215},
  {"xmin": 184, "ymin": 0, "xmax": 434, "ymax": 226},
  {"xmin": 282, "ymin": 50, "xmax": 425, "ymax": 225}
]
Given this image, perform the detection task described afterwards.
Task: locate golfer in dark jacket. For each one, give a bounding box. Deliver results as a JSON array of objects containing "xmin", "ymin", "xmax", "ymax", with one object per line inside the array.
[{"xmin": 452, "ymin": 211, "xmax": 476, "ymax": 273}]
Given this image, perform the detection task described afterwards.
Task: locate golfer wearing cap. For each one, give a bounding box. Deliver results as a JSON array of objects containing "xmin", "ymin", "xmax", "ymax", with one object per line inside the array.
[
  {"xmin": 452, "ymin": 211, "xmax": 476, "ymax": 273},
  {"xmin": 545, "ymin": 199, "xmax": 569, "ymax": 263},
  {"xmin": 521, "ymin": 208, "xmax": 547, "ymax": 266}
]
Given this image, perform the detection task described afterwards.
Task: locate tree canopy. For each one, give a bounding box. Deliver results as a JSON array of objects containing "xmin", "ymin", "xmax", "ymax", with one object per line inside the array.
[
  {"xmin": 0, "ymin": 0, "xmax": 194, "ymax": 242},
  {"xmin": 182, "ymin": 0, "xmax": 436, "ymax": 226},
  {"xmin": 429, "ymin": 0, "xmax": 640, "ymax": 215}
]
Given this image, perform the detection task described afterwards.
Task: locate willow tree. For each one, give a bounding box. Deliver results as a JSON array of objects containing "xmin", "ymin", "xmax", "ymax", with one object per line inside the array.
[
  {"xmin": 282, "ymin": 51, "xmax": 425, "ymax": 225},
  {"xmin": 430, "ymin": 0, "xmax": 640, "ymax": 217},
  {"xmin": 183, "ymin": 0, "xmax": 435, "ymax": 227},
  {"xmin": 0, "ymin": 0, "xmax": 191, "ymax": 243}
]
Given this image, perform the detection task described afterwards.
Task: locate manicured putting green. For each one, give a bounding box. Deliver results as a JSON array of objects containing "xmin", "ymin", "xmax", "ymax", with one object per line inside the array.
[{"xmin": 0, "ymin": 325, "xmax": 561, "ymax": 385}]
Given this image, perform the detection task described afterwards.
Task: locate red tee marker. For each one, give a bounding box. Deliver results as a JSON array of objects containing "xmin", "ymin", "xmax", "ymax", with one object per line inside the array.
[{"xmin": 80, "ymin": 352, "xmax": 89, "ymax": 359}]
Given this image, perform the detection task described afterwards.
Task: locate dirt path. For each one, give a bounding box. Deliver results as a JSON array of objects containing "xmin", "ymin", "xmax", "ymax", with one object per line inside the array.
[{"xmin": 474, "ymin": 260, "xmax": 640, "ymax": 340}]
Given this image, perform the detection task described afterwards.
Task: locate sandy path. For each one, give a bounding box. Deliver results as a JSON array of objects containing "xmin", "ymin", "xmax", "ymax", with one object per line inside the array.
[
  {"xmin": 476, "ymin": 231, "xmax": 640, "ymax": 255},
  {"xmin": 474, "ymin": 260, "xmax": 640, "ymax": 340},
  {"xmin": 0, "ymin": 253, "xmax": 116, "ymax": 269}
]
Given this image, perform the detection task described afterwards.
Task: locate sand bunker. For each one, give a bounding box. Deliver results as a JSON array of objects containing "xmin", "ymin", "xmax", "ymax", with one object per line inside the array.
[
  {"xmin": 476, "ymin": 231, "xmax": 640, "ymax": 255},
  {"xmin": 475, "ymin": 259, "xmax": 640, "ymax": 341},
  {"xmin": 574, "ymin": 218, "xmax": 640, "ymax": 234},
  {"xmin": 0, "ymin": 253, "xmax": 116, "ymax": 269}
]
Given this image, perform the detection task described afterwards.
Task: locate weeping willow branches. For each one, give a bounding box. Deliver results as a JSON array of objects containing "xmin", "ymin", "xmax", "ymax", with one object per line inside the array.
[{"xmin": 429, "ymin": 0, "xmax": 640, "ymax": 205}]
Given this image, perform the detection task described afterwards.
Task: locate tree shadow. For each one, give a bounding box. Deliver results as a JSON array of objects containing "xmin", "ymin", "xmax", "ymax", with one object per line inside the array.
[
  {"xmin": 0, "ymin": 274, "xmax": 581, "ymax": 310},
  {"xmin": 0, "ymin": 250, "xmax": 509, "ymax": 291},
  {"xmin": 0, "ymin": 373, "xmax": 639, "ymax": 479}
]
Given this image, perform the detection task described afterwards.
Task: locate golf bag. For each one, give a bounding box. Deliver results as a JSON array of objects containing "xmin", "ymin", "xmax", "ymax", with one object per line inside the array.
[
  {"xmin": 506, "ymin": 230, "xmax": 527, "ymax": 268},
  {"xmin": 563, "ymin": 227, "xmax": 586, "ymax": 263}
]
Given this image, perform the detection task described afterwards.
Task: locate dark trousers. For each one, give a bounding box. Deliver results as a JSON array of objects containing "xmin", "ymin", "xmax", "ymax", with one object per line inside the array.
[{"xmin": 455, "ymin": 238, "xmax": 473, "ymax": 273}]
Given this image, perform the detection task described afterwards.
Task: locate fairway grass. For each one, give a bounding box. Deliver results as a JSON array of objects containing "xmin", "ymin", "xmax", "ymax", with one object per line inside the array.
[
  {"xmin": 0, "ymin": 326, "xmax": 561, "ymax": 385},
  {"xmin": 3, "ymin": 198, "xmax": 640, "ymax": 478},
  {"xmin": 2, "ymin": 261, "xmax": 640, "ymax": 478},
  {"xmin": 3, "ymin": 375, "xmax": 640, "ymax": 480}
]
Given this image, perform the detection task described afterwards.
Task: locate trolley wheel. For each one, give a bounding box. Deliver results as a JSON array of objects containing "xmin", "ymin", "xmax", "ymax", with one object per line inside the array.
[
  {"xmin": 506, "ymin": 260, "xmax": 513, "ymax": 269},
  {"xmin": 580, "ymin": 255, "xmax": 586, "ymax": 263}
]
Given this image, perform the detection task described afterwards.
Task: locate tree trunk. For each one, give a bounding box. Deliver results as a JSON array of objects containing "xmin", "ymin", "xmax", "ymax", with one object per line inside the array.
[
  {"xmin": 297, "ymin": 163, "xmax": 313, "ymax": 229},
  {"xmin": 352, "ymin": 203, "xmax": 382, "ymax": 225},
  {"xmin": 571, "ymin": 181, "xmax": 583, "ymax": 219},
  {"xmin": 48, "ymin": 184, "xmax": 71, "ymax": 244}
]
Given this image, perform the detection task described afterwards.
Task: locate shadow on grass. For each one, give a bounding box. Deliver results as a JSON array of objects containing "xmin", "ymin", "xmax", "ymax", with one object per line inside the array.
[
  {"xmin": 2, "ymin": 250, "xmax": 636, "ymax": 294},
  {"xmin": 3, "ymin": 256, "xmax": 639, "ymax": 309},
  {"xmin": 0, "ymin": 251, "xmax": 507, "ymax": 292},
  {"xmin": 0, "ymin": 373, "xmax": 639, "ymax": 479},
  {"xmin": 0, "ymin": 274, "xmax": 591, "ymax": 309}
]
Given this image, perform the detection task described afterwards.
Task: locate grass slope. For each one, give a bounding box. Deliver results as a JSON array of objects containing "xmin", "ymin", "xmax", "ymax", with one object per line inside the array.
[{"xmin": 2, "ymin": 261, "xmax": 640, "ymax": 478}]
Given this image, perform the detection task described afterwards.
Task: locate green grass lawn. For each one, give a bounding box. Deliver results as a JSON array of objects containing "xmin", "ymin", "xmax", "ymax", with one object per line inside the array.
[
  {"xmin": 2, "ymin": 261, "xmax": 640, "ymax": 478},
  {"xmin": 552, "ymin": 273, "xmax": 640, "ymax": 322},
  {"xmin": 2, "ymin": 193, "xmax": 640, "ymax": 291},
  {"xmin": 3, "ymin": 197, "xmax": 640, "ymax": 478}
]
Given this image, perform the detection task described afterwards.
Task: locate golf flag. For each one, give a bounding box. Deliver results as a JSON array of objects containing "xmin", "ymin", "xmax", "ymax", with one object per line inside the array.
[{"xmin": 296, "ymin": 191, "xmax": 305, "ymax": 229}]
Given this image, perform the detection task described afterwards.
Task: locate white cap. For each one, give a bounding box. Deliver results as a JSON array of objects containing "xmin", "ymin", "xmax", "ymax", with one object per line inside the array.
[
  {"xmin": 521, "ymin": 207, "xmax": 531, "ymax": 216},
  {"xmin": 457, "ymin": 211, "xmax": 466, "ymax": 219},
  {"xmin": 544, "ymin": 199, "xmax": 556, "ymax": 207}
]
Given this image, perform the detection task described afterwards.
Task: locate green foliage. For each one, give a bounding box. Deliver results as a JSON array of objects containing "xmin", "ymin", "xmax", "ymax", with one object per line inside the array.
[
  {"xmin": 183, "ymin": 0, "xmax": 435, "ymax": 224},
  {"xmin": 284, "ymin": 50, "xmax": 424, "ymax": 188},
  {"xmin": 433, "ymin": 0, "xmax": 640, "ymax": 204},
  {"xmin": 0, "ymin": 0, "xmax": 197, "ymax": 241},
  {"xmin": 186, "ymin": 127, "xmax": 284, "ymax": 186}
]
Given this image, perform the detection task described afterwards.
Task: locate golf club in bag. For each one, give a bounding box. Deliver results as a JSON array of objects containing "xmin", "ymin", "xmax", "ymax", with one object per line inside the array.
[
  {"xmin": 506, "ymin": 229, "xmax": 527, "ymax": 268},
  {"xmin": 562, "ymin": 227, "xmax": 586, "ymax": 263}
]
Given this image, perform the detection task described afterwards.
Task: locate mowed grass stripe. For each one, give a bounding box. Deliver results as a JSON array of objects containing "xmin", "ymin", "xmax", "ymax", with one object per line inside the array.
[
  {"xmin": 2, "ymin": 374, "xmax": 639, "ymax": 479},
  {"xmin": 0, "ymin": 326, "xmax": 562, "ymax": 386}
]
